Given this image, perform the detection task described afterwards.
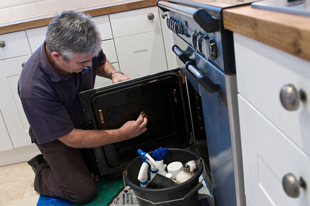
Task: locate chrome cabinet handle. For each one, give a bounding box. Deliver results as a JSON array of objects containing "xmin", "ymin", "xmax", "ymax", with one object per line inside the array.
[
  {"xmin": 0, "ymin": 41, "xmax": 5, "ymax": 48},
  {"xmin": 280, "ymin": 84, "xmax": 307, "ymax": 111},
  {"xmin": 148, "ymin": 13, "xmax": 154, "ymax": 20},
  {"xmin": 282, "ymin": 173, "xmax": 307, "ymax": 198}
]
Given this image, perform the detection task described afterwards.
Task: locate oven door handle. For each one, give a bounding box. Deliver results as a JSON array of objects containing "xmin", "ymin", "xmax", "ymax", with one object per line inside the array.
[
  {"xmin": 157, "ymin": 0, "xmax": 219, "ymax": 33},
  {"xmin": 172, "ymin": 45, "xmax": 220, "ymax": 93}
]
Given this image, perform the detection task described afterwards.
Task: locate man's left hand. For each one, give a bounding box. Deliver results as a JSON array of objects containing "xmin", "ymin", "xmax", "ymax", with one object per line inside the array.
[{"xmin": 112, "ymin": 73, "xmax": 130, "ymax": 83}]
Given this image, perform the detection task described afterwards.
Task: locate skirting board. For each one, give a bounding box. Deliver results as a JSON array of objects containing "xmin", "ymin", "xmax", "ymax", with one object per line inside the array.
[{"xmin": 0, "ymin": 144, "xmax": 40, "ymax": 166}]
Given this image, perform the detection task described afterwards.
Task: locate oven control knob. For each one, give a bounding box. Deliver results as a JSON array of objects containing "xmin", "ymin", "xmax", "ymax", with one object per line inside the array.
[
  {"xmin": 173, "ymin": 19, "xmax": 179, "ymax": 34},
  {"xmin": 167, "ymin": 17, "xmax": 174, "ymax": 31},
  {"xmin": 204, "ymin": 38, "xmax": 217, "ymax": 60},
  {"xmin": 177, "ymin": 21, "xmax": 184, "ymax": 35},
  {"xmin": 189, "ymin": 28, "xmax": 197, "ymax": 50},
  {"xmin": 171, "ymin": 18, "xmax": 176, "ymax": 32},
  {"xmin": 196, "ymin": 32, "xmax": 203, "ymax": 53},
  {"xmin": 201, "ymin": 35, "xmax": 210, "ymax": 58},
  {"xmin": 166, "ymin": 17, "xmax": 171, "ymax": 30}
]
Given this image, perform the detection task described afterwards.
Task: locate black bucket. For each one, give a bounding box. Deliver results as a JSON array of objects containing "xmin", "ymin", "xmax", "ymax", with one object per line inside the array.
[{"xmin": 124, "ymin": 148, "xmax": 203, "ymax": 206}]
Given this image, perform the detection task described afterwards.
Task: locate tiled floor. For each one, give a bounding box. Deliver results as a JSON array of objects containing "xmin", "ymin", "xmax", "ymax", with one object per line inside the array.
[{"xmin": 0, "ymin": 162, "xmax": 39, "ymax": 206}]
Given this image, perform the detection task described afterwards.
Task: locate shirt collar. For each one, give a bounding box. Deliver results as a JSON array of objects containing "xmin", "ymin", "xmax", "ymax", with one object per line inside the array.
[{"xmin": 40, "ymin": 42, "xmax": 74, "ymax": 82}]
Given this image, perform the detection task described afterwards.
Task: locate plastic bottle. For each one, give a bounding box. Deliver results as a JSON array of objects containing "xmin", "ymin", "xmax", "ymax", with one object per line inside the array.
[
  {"xmin": 137, "ymin": 161, "xmax": 149, "ymax": 188},
  {"xmin": 175, "ymin": 164, "xmax": 194, "ymax": 184},
  {"xmin": 137, "ymin": 149, "xmax": 159, "ymax": 180},
  {"xmin": 152, "ymin": 148, "xmax": 169, "ymax": 176}
]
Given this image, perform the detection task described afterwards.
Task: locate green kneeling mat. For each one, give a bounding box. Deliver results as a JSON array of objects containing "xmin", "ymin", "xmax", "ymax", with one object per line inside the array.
[{"xmin": 75, "ymin": 177, "xmax": 124, "ymax": 206}]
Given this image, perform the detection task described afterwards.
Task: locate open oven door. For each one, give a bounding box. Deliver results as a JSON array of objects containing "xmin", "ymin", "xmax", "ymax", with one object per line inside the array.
[{"xmin": 80, "ymin": 69, "xmax": 195, "ymax": 176}]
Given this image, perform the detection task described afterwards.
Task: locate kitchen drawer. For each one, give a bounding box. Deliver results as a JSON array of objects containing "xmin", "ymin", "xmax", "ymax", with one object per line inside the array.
[
  {"xmin": 101, "ymin": 39, "xmax": 117, "ymax": 63},
  {"xmin": 238, "ymin": 94, "xmax": 310, "ymax": 206},
  {"xmin": 234, "ymin": 33, "xmax": 310, "ymax": 157},
  {"xmin": 92, "ymin": 15, "xmax": 113, "ymax": 40},
  {"xmin": 26, "ymin": 26, "xmax": 47, "ymax": 53},
  {"xmin": 109, "ymin": 6, "xmax": 161, "ymax": 38},
  {"xmin": 0, "ymin": 31, "xmax": 31, "ymax": 60}
]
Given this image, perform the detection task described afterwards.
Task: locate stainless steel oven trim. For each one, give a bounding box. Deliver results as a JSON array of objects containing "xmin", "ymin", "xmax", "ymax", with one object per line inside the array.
[
  {"xmin": 173, "ymin": 35, "xmax": 245, "ymax": 205},
  {"xmin": 158, "ymin": 1, "xmax": 198, "ymax": 18},
  {"xmin": 225, "ymin": 75, "xmax": 246, "ymax": 206}
]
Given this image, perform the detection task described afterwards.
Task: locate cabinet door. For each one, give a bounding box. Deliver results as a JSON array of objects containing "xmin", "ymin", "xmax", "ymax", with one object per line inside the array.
[
  {"xmin": 101, "ymin": 39, "xmax": 117, "ymax": 63},
  {"xmin": 0, "ymin": 109, "xmax": 13, "ymax": 151},
  {"xmin": 238, "ymin": 95, "xmax": 310, "ymax": 206},
  {"xmin": 0, "ymin": 55, "xmax": 31, "ymax": 148},
  {"xmin": 114, "ymin": 31, "xmax": 167, "ymax": 78},
  {"xmin": 94, "ymin": 63, "xmax": 119, "ymax": 88},
  {"xmin": 234, "ymin": 33, "xmax": 310, "ymax": 157},
  {"xmin": 26, "ymin": 26, "xmax": 47, "ymax": 53},
  {"xmin": 159, "ymin": 8, "xmax": 178, "ymax": 70},
  {"xmin": 92, "ymin": 15, "xmax": 113, "ymax": 40},
  {"xmin": 0, "ymin": 31, "xmax": 31, "ymax": 60},
  {"xmin": 109, "ymin": 6, "xmax": 160, "ymax": 38}
]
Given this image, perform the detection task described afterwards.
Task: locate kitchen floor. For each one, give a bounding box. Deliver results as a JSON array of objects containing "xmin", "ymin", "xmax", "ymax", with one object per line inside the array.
[{"xmin": 0, "ymin": 162, "xmax": 39, "ymax": 206}]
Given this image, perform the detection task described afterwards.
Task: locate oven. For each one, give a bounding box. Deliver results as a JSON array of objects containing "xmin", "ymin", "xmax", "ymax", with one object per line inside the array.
[{"xmin": 80, "ymin": 0, "xmax": 250, "ymax": 205}]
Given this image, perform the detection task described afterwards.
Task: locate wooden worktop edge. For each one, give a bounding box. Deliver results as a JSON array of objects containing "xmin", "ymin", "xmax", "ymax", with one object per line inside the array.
[
  {"xmin": 223, "ymin": 5, "xmax": 310, "ymax": 62},
  {"xmin": 0, "ymin": 0, "xmax": 157, "ymax": 35}
]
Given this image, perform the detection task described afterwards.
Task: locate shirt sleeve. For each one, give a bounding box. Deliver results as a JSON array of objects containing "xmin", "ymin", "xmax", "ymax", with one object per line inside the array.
[
  {"xmin": 97, "ymin": 49, "xmax": 106, "ymax": 68},
  {"xmin": 21, "ymin": 97, "xmax": 74, "ymax": 144}
]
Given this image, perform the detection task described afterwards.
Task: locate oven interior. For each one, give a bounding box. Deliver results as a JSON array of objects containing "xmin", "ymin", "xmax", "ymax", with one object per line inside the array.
[{"xmin": 80, "ymin": 69, "xmax": 211, "ymax": 179}]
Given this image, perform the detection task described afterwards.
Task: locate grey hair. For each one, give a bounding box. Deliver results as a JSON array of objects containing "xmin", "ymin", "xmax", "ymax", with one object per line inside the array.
[{"xmin": 46, "ymin": 10, "xmax": 102, "ymax": 61}]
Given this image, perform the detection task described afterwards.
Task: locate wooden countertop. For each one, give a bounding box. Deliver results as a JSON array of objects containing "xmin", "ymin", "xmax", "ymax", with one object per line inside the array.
[
  {"xmin": 0, "ymin": 0, "xmax": 157, "ymax": 35},
  {"xmin": 223, "ymin": 5, "xmax": 310, "ymax": 62}
]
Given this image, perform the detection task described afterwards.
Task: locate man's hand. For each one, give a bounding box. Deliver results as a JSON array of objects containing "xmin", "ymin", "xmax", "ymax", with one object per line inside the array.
[
  {"xmin": 118, "ymin": 115, "xmax": 148, "ymax": 141},
  {"xmin": 111, "ymin": 72, "xmax": 130, "ymax": 83},
  {"xmin": 59, "ymin": 115, "xmax": 147, "ymax": 148}
]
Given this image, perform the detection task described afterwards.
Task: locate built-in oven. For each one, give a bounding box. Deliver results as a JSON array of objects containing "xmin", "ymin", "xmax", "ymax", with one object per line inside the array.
[{"xmin": 80, "ymin": 0, "xmax": 253, "ymax": 205}]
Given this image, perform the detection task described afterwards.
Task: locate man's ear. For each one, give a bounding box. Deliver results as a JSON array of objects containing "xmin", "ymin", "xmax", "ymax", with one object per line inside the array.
[{"xmin": 50, "ymin": 51, "xmax": 62, "ymax": 63}]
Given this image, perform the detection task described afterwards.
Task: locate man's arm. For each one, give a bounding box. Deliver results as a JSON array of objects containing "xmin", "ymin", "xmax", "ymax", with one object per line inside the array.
[
  {"xmin": 97, "ymin": 59, "xmax": 129, "ymax": 83},
  {"xmin": 59, "ymin": 115, "xmax": 147, "ymax": 148}
]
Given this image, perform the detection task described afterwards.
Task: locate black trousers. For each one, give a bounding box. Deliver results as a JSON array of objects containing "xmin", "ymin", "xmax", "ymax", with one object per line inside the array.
[{"xmin": 29, "ymin": 128, "xmax": 98, "ymax": 204}]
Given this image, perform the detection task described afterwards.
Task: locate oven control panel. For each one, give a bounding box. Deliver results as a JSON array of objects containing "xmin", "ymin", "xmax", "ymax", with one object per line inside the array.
[{"xmin": 166, "ymin": 15, "xmax": 218, "ymax": 61}]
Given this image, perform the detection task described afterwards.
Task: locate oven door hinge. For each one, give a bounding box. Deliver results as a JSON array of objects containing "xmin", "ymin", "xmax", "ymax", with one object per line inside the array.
[
  {"xmin": 178, "ymin": 71, "xmax": 186, "ymax": 84},
  {"xmin": 189, "ymin": 132, "xmax": 194, "ymax": 145}
]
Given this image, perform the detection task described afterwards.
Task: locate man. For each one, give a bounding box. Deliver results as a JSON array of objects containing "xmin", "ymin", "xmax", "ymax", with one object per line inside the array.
[{"xmin": 18, "ymin": 10, "xmax": 148, "ymax": 204}]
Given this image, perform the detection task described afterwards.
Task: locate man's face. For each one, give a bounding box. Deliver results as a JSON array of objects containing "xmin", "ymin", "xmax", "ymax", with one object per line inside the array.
[{"xmin": 58, "ymin": 53, "xmax": 93, "ymax": 74}]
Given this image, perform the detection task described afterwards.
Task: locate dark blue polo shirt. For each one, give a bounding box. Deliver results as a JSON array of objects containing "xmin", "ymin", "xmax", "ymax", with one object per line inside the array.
[{"xmin": 18, "ymin": 43, "xmax": 106, "ymax": 144}]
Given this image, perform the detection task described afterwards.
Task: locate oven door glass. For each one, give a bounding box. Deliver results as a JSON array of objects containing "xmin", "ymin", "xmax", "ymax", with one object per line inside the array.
[{"xmin": 80, "ymin": 69, "xmax": 193, "ymax": 175}]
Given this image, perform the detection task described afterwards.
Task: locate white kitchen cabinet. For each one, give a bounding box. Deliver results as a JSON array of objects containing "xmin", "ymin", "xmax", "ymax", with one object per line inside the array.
[
  {"xmin": 0, "ymin": 31, "xmax": 31, "ymax": 60},
  {"xmin": 110, "ymin": 6, "xmax": 168, "ymax": 78},
  {"xmin": 109, "ymin": 6, "xmax": 161, "ymax": 38},
  {"xmin": 101, "ymin": 39, "xmax": 117, "ymax": 63},
  {"xmin": 0, "ymin": 30, "xmax": 40, "ymax": 164},
  {"xmin": 114, "ymin": 31, "xmax": 167, "ymax": 78},
  {"xmin": 92, "ymin": 14, "xmax": 113, "ymax": 40},
  {"xmin": 234, "ymin": 33, "xmax": 310, "ymax": 206},
  {"xmin": 0, "ymin": 109, "xmax": 12, "ymax": 151},
  {"xmin": 158, "ymin": 8, "xmax": 178, "ymax": 70},
  {"xmin": 94, "ymin": 62, "xmax": 119, "ymax": 88},
  {"xmin": 0, "ymin": 55, "xmax": 32, "ymax": 149},
  {"xmin": 26, "ymin": 26, "xmax": 47, "ymax": 53}
]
